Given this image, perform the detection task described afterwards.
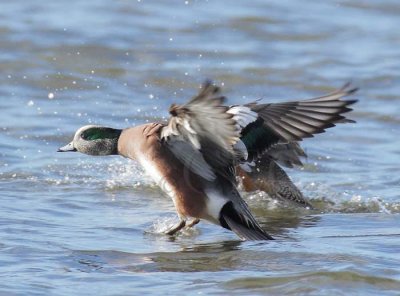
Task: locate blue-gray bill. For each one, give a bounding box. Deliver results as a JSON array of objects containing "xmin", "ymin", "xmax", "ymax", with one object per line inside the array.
[{"xmin": 57, "ymin": 142, "xmax": 77, "ymax": 152}]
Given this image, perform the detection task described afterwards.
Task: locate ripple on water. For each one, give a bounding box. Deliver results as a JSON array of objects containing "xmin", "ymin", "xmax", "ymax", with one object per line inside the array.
[
  {"xmin": 223, "ymin": 271, "xmax": 400, "ymax": 295},
  {"xmin": 1, "ymin": 0, "xmax": 400, "ymax": 295}
]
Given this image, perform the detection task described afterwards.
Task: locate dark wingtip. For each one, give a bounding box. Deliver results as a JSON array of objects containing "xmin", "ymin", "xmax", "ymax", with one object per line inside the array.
[
  {"xmin": 201, "ymin": 79, "xmax": 221, "ymax": 94},
  {"xmin": 202, "ymin": 79, "xmax": 213, "ymax": 89},
  {"xmin": 344, "ymin": 99, "xmax": 358, "ymax": 106},
  {"xmin": 341, "ymin": 81, "xmax": 359, "ymax": 96},
  {"xmin": 169, "ymin": 104, "xmax": 178, "ymax": 116},
  {"xmin": 337, "ymin": 118, "xmax": 356, "ymax": 123},
  {"xmin": 347, "ymin": 87, "xmax": 359, "ymax": 95}
]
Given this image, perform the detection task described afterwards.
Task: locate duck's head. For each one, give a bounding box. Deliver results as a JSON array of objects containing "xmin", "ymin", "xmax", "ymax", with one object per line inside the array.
[{"xmin": 58, "ymin": 125, "xmax": 122, "ymax": 156}]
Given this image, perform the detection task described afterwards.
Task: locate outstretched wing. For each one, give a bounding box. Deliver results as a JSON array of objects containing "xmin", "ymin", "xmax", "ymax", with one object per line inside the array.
[
  {"xmin": 241, "ymin": 83, "xmax": 358, "ymax": 161},
  {"xmin": 160, "ymin": 80, "xmax": 240, "ymax": 180}
]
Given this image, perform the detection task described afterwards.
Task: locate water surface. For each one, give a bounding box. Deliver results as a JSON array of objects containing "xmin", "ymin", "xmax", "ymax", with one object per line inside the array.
[{"xmin": 1, "ymin": 0, "xmax": 399, "ymax": 295}]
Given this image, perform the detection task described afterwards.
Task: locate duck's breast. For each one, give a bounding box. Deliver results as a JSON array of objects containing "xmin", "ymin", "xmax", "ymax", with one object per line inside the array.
[{"xmin": 130, "ymin": 125, "xmax": 209, "ymax": 219}]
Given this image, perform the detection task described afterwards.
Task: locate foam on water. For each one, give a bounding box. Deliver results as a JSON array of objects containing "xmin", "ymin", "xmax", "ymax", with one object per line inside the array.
[
  {"xmin": 242, "ymin": 182, "xmax": 399, "ymax": 214},
  {"xmin": 104, "ymin": 159, "xmax": 147, "ymax": 190}
]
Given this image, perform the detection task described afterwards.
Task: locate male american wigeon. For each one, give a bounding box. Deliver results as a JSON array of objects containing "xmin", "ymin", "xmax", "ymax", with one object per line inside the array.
[{"xmin": 58, "ymin": 81, "xmax": 357, "ymax": 240}]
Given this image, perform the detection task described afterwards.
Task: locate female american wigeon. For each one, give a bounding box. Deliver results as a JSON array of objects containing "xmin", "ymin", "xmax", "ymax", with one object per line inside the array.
[{"xmin": 58, "ymin": 81, "xmax": 357, "ymax": 240}]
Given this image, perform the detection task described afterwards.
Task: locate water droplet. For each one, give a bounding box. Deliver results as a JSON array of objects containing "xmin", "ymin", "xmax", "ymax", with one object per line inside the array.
[{"xmin": 48, "ymin": 93, "xmax": 55, "ymax": 99}]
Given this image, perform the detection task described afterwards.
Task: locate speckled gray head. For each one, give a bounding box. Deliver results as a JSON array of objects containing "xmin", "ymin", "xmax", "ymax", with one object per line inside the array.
[{"xmin": 58, "ymin": 125, "xmax": 122, "ymax": 156}]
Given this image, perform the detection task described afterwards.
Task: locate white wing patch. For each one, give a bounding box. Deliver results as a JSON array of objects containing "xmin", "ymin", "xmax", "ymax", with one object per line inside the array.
[
  {"xmin": 227, "ymin": 106, "xmax": 258, "ymax": 128},
  {"xmin": 227, "ymin": 106, "xmax": 257, "ymax": 161}
]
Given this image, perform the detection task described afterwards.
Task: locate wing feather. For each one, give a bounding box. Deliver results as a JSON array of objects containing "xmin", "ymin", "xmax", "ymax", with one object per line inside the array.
[
  {"xmin": 161, "ymin": 80, "xmax": 240, "ymax": 180},
  {"xmin": 241, "ymin": 83, "xmax": 358, "ymax": 161},
  {"xmin": 164, "ymin": 138, "xmax": 216, "ymax": 181}
]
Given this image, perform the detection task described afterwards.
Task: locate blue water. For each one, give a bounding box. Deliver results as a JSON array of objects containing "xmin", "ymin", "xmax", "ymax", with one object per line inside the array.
[{"xmin": 1, "ymin": 0, "xmax": 399, "ymax": 295}]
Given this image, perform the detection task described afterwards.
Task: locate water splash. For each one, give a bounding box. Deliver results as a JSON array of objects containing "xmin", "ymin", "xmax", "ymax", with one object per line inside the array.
[
  {"xmin": 243, "ymin": 182, "xmax": 399, "ymax": 214},
  {"xmin": 105, "ymin": 159, "xmax": 146, "ymax": 190},
  {"xmin": 147, "ymin": 216, "xmax": 199, "ymax": 237}
]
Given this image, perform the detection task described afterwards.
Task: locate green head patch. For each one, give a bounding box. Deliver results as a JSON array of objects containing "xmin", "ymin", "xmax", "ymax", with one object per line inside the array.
[{"xmin": 81, "ymin": 127, "xmax": 121, "ymax": 141}]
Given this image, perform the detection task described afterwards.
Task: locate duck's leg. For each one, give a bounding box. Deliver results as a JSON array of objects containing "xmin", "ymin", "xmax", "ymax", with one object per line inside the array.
[
  {"xmin": 186, "ymin": 218, "xmax": 200, "ymax": 228},
  {"xmin": 164, "ymin": 219, "xmax": 186, "ymax": 235}
]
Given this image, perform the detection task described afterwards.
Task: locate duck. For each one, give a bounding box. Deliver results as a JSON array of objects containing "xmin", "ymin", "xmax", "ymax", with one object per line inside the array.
[{"xmin": 58, "ymin": 81, "xmax": 357, "ymax": 240}]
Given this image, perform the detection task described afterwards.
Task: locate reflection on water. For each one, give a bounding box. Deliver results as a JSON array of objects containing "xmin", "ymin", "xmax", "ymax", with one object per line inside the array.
[{"xmin": 1, "ymin": 0, "xmax": 400, "ymax": 295}]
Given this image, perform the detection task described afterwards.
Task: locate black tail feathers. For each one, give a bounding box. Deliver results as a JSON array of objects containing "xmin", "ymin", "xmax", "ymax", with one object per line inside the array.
[{"xmin": 219, "ymin": 201, "xmax": 273, "ymax": 241}]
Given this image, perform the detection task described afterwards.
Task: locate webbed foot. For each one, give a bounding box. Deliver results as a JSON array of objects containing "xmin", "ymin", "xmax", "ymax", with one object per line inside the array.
[{"xmin": 164, "ymin": 220, "xmax": 186, "ymax": 235}]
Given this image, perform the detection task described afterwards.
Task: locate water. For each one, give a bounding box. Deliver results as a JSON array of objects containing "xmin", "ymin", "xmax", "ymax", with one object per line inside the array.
[{"xmin": 1, "ymin": 0, "xmax": 399, "ymax": 295}]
